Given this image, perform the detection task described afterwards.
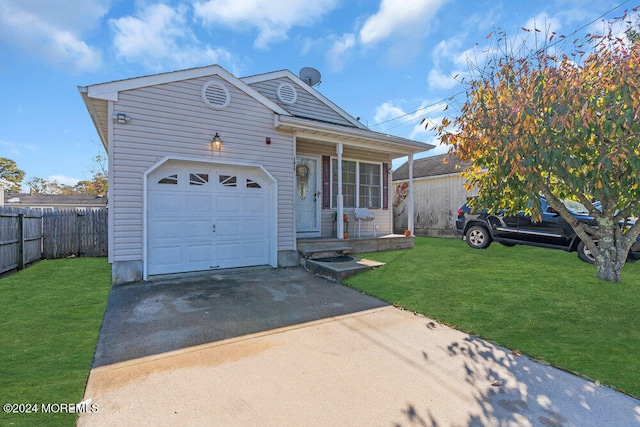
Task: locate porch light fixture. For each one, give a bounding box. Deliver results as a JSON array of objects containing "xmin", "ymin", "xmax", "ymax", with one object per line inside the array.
[
  {"xmin": 112, "ymin": 112, "xmax": 130, "ymax": 124},
  {"xmin": 211, "ymin": 132, "xmax": 222, "ymax": 151}
]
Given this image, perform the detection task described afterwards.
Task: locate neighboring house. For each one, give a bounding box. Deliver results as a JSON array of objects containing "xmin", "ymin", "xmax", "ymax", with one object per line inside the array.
[
  {"xmin": 0, "ymin": 178, "xmax": 13, "ymax": 206},
  {"xmin": 79, "ymin": 65, "xmax": 433, "ymax": 284},
  {"xmin": 4, "ymin": 193, "xmax": 108, "ymax": 211},
  {"xmin": 393, "ymin": 154, "xmax": 474, "ymax": 237}
]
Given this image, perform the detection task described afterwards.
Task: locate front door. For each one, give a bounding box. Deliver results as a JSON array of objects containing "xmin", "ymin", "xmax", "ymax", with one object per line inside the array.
[{"xmin": 295, "ymin": 156, "xmax": 321, "ymax": 237}]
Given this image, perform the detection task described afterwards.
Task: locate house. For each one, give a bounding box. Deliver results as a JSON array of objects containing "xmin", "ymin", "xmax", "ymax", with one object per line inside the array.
[
  {"xmin": 393, "ymin": 153, "xmax": 474, "ymax": 237},
  {"xmin": 79, "ymin": 65, "xmax": 433, "ymax": 284},
  {"xmin": 0, "ymin": 178, "xmax": 13, "ymax": 206},
  {"xmin": 3, "ymin": 193, "xmax": 108, "ymax": 211}
]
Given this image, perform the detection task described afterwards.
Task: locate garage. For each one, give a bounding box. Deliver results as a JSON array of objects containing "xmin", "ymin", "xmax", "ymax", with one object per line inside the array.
[{"xmin": 146, "ymin": 160, "xmax": 275, "ymax": 276}]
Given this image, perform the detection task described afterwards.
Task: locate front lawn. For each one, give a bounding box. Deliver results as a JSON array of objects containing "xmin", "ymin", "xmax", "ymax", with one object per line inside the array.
[
  {"xmin": 345, "ymin": 237, "xmax": 640, "ymax": 398},
  {"xmin": 0, "ymin": 258, "xmax": 111, "ymax": 427}
]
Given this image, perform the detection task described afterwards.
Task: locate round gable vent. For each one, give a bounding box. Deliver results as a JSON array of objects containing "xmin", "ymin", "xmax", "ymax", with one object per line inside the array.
[
  {"xmin": 277, "ymin": 82, "xmax": 297, "ymax": 105},
  {"xmin": 201, "ymin": 80, "xmax": 230, "ymax": 110}
]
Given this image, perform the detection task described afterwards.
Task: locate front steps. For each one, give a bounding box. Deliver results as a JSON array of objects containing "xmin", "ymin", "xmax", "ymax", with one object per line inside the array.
[{"xmin": 297, "ymin": 239, "xmax": 387, "ymax": 281}]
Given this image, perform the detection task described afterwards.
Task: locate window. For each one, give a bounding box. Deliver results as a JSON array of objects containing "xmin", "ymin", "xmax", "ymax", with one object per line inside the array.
[
  {"xmin": 331, "ymin": 159, "xmax": 356, "ymax": 207},
  {"xmin": 331, "ymin": 160, "xmax": 382, "ymax": 209},
  {"xmin": 359, "ymin": 163, "xmax": 381, "ymax": 208},
  {"xmin": 158, "ymin": 174, "xmax": 178, "ymax": 185},
  {"xmin": 246, "ymin": 178, "xmax": 261, "ymax": 189},
  {"xmin": 189, "ymin": 173, "xmax": 209, "ymax": 186},
  {"xmin": 219, "ymin": 175, "xmax": 237, "ymax": 187}
]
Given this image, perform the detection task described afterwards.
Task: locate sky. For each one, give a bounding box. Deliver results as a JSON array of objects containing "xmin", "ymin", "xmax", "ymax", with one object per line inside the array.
[{"xmin": 0, "ymin": 0, "xmax": 635, "ymax": 189}]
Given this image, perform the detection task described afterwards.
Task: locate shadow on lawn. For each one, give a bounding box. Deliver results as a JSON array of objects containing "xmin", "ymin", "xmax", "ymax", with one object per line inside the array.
[{"xmin": 396, "ymin": 326, "xmax": 640, "ymax": 427}]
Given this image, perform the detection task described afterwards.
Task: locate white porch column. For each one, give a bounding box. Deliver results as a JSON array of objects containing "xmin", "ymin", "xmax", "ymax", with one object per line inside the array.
[
  {"xmin": 337, "ymin": 143, "xmax": 344, "ymax": 239},
  {"xmin": 408, "ymin": 154, "xmax": 414, "ymax": 236}
]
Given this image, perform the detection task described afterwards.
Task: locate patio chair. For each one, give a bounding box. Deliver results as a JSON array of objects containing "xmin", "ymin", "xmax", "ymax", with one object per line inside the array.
[{"xmin": 354, "ymin": 207, "xmax": 376, "ymax": 237}]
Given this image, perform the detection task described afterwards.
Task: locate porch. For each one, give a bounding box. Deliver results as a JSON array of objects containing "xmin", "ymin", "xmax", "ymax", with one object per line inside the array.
[{"xmin": 297, "ymin": 234, "xmax": 413, "ymax": 280}]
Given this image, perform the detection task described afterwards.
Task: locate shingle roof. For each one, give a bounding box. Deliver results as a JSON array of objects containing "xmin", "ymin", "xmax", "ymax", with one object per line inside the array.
[
  {"xmin": 393, "ymin": 153, "xmax": 470, "ymax": 181},
  {"xmin": 4, "ymin": 193, "xmax": 108, "ymax": 206}
]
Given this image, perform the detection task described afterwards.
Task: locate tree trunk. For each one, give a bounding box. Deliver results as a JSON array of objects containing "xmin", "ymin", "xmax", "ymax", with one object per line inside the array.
[
  {"xmin": 595, "ymin": 262, "xmax": 622, "ymax": 282},
  {"xmin": 594, "ymin": 242, "xmax": 624, "ymax": 282}
]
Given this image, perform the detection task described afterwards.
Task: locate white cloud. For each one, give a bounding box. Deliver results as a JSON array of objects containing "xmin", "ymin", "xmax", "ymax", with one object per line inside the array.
[
  {"xmin": 48, "ymin": 175, "xmax": 80, "ymax": 186},
  {"xmin": 373, "ymin": 99, "xmax": 448, "ymax": 143},
  {"xmin": 0, "ymin": 140, "xmax": 21, "ymax": 158},
  {"xmin": 193, "ymin": 0, "xmax": 339, "ymax": 49},
  {"xmin": 110, "ymin": 3, "xmax": 232, "ymax": 71},
  {"xmin": 359, "ymin": 0, "xmax": 447, "ymax": 45},
  {"xmin": 0, "ymin": 0, "xmax": 105, "ymax": 72},
  {"xmin": 326, "ymin": 33, "xmax": 356, "ymax": 72},
  {"xmin": 428, "ymin": 68, "xmax": 459, "ymax": 90}
]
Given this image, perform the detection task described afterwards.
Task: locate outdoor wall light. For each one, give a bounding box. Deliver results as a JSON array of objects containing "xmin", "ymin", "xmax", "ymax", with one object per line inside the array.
[
  {"xmin": 112, "ymin": 113, "xmax": 130, "ymax": 124},
  {"xmin": 211, "ymin": 132, "xmax": 223, "ymax": 151}
]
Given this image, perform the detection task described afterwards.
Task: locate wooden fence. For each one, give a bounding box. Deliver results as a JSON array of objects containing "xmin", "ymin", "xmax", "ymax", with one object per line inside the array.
[
  {"xmin": 0, "ymin": 208, "xmax": 43, "ymax": 274},
  {"xmin": 0, "ymin": 207, "xmax": 108, "ymax": 275}
]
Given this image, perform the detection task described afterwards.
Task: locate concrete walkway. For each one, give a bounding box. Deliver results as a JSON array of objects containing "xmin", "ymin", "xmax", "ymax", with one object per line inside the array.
[{"xmin": 79, "ymin": 268, "xmax": 640, "ymax": 426}]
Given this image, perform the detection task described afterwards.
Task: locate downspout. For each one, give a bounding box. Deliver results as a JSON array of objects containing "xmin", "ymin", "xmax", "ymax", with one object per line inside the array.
[
  {"xmin": 408, "ymin": 154, "xmax": 414, "ymax": 236},
  {"xmin": 337, "ymin": 143, "xmax": 344, "ymax": 239}
]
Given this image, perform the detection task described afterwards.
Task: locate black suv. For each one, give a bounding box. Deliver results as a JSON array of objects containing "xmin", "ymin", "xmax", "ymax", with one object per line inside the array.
[{"xmin": 455, "ymin": 197, "xmax": 640, "ymax": 263}]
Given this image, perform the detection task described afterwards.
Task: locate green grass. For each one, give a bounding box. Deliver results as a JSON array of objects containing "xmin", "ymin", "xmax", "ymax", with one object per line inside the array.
[
  {"xmin": 345, "ymin": 237, "xmax": 640, "ymax": 398},
  {"xmin": 0, "ymin": 258, "xmax": 111, "ymax": 427}
]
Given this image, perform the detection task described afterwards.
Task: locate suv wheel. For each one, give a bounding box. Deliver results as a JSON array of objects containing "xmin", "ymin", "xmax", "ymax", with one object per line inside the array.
[
  {"xmin": 466, "ymin": 225, "xmax": 491, "ymax": 249},
  {"xmin": 577, "ymin": 241, "xmax": 596, "ymax": 264}
]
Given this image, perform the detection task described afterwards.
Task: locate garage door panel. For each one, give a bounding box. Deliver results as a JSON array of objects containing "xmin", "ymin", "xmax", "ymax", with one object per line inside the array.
[
  {"xmin": 216, "ymin": 219, "xmax": 241, "ymax": 238},
  {"xmin": 186, "ymin": 245, "xmax": 215, "ymax": 265},
  {"xmin": 150, "ymin": 194, "xmax": 181, "ymax": 214},
  {"xmin": 186, "ymin": 219, "xmax": 212, "ymax": 238},
  {"xmin": 150, "ymin": 219, "xmax": 183, "ymax": 239},
  {"xmin": 148, "ymin": 164, "xmax": 272, "ymax": 276},
  {"xmin": 243, "ymin": 218, "xmax": 269, "ymax": 237},
  {"xmin": 216, "ymin": 242, "xmax": 241, "ymax": 267},
  {"xmin": 150, "ymin": 246, "xmax": 183, "ymax": 268},
  {"xmin": 186, "ymin": 194, "xmax": 212, "ymax": 212},
  {"xmin": 243, "ymin": 241, "xmax": 268, "ymax": 260},
  {"xmin": 216, "ymin": 195, "xmax": 241, "ymax": 214},
  {"xmin": 243, "ymin": 195, "xmax": 268, "ymax": 214}
]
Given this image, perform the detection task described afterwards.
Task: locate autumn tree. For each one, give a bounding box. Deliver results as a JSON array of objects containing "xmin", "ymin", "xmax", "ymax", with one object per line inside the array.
[
  {"xmin": 26, "ymin": 177, "xmax": 74, "ymax": 194},
  {"xmin": 0, "ymin": 157, "xmax": 25, "ymax": 192},
  {"xmin": 26, "ymin": 154, "xmax": 107, "ymax": 196},
  {"xmin": 438, "ymin": 14, "xmax": 640, "ymax": 282}
]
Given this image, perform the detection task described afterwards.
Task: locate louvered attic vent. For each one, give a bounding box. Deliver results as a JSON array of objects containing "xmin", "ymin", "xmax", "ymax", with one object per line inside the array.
[
  {"xmin": 201, "ymin": 80, "xmax": 230, "ymax": 110},
  {"xmin": 277, "ymin": 82, "xmax": 297, "ymax": 105}
]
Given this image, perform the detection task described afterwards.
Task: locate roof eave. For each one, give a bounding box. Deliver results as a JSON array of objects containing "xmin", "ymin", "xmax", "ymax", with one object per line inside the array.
[{"xmin": 275, "ymin": 115, "xmax": 434, "ymax": 158}]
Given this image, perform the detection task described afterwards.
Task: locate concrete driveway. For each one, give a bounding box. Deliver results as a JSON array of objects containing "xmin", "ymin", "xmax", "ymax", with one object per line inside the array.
[{"xmin": 79, "ymin": 267, "xmax": 640, "ymax": 426}]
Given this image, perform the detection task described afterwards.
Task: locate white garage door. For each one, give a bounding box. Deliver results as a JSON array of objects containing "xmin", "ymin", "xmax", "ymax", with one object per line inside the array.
[{"xmin": 147, "ymin": 162, "xmax": 272, "ymax": 276}]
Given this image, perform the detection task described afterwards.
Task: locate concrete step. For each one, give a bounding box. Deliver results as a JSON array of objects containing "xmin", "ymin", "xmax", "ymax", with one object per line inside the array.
[
  {"xmin": 298, "ymin": 242, "xmax": 352, "ymax": 259},
  {"xmin": 305, "ymin": 256, "xmax": 385, "ymax": 281}
]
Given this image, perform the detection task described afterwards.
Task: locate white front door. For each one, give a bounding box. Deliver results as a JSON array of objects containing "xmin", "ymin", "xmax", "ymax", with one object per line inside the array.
[{"xmin": 295, "ymin": 156, "xmax": 321, "ymax": 237}]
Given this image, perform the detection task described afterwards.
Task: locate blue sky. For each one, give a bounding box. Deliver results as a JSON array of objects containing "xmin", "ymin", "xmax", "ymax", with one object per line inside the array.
[{"xmin": 0, "ymin": 0, "xmax": 634, "ymax": 187}]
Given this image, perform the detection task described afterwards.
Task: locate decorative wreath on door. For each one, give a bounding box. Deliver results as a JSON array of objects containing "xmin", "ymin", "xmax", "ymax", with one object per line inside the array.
[{"xmin": 296, "ymin": 162, "xmax": 310, "ymax": 200}]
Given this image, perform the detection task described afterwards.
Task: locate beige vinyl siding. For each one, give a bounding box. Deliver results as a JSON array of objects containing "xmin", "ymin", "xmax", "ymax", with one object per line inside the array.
[
  {"xmin": 249, "ymin": 78, "xmax": 355, "ymax": 127},
  {"xmin": 109, "ymin": 76, "xmax": 294, "ymax": 262},
  {"xmin": 393, "ymin": 174, "xmax": 476, "ymax": 237},
  {"xmin": 296, "ymin": 140, "xmax": 393, "ymax": 238}
]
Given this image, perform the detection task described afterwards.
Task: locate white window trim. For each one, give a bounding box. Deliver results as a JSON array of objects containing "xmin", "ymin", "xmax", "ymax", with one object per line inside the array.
[{"xmin": 330, "ymin": 158, "xmax": 382, "ymax": 209}]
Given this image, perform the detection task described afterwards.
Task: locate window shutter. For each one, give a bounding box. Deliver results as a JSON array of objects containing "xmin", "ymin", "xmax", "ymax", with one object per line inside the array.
[
  {"xmin": 383, "ymin": 162, "xmax": 389, "ymax": 210},
  {"xmin": 322, "ymin": 156, "xmax": 331, "ymax": 208}
]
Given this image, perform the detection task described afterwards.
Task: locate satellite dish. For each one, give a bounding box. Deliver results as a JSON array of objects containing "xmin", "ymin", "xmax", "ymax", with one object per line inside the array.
[{"xmin": 299, "ymin": 67, "xmax": 321, "ymax": 86}]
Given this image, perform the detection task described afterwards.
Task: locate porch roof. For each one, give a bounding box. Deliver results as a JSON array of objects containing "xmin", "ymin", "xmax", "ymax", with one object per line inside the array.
[{"xmin": 274, "ymin": 115, "xmax": 434, "ymax": 159}]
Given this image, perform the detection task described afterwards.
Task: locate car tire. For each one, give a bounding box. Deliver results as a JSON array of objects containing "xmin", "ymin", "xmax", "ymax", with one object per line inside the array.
[
  {"xmin": 465, "ymin": 225, "xmax": 491, "ymax": 249},
  {"xmin": 577, "ymin": 241, "xmax": 596, "ymax": 264}
]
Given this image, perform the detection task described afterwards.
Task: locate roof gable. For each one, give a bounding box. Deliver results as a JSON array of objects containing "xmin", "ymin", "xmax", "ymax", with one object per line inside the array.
[
  {"xmin": 393, "ymin": 154, "xmax": 470, "ymax": 181},
  {"xmin": 80, "ymin": 64, "xmax": 288, "ymax": 114},
  {"xmin": 242, "ymin": 70, "xmax": 366, "ymax": 129}
]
